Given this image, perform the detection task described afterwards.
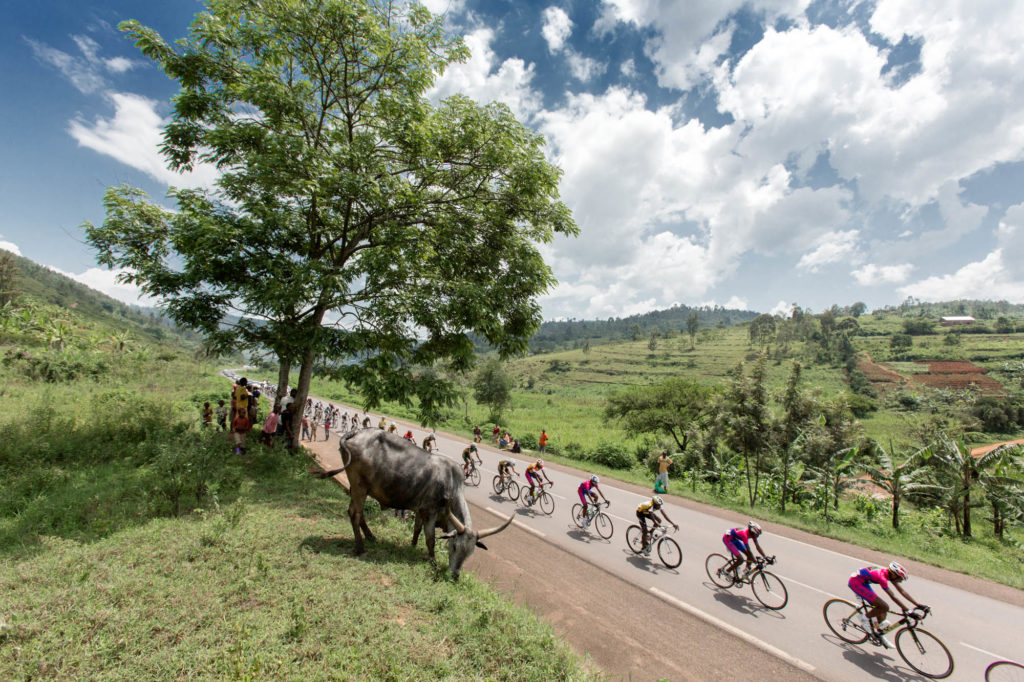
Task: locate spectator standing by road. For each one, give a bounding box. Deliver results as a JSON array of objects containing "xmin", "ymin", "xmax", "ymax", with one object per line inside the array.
[
  {"xmin": 655, "ymin": 451, "xmax": 673, "ymax": 493},
  {"xmin": 301, "ymin": 414, "xmax": 311, "ymax": 441},
  {"xmin": 473, "ymin": 425, "xmax": 482, "ymax": 443},
  {"xmin": 202, "ymin": 402, "xmax": 213, "ymax": 427},
  {"xmin": 231, "ymin": 377, "xmax": 250, "ymax": 422},
  {"xmin": 310, "ymin": 417, "xmax": 319, "ymax": 441},
  {"xmin": 260, "ymin": 407, "xmax": 280, "ymax": 447},
  {"xmin": 231, "ymin": 409, "xmax": 252, "ymax": 456},
  {"xmin": 215, "ymin": 400, "xmax": 228, "ymax": 431},
  {"xmin": 323, "ymin": 414, "xmax": 331, "ymax": 440},
  {"xmin": 539, "ymin": 429, "xmax": 548, "ymax": 454}
]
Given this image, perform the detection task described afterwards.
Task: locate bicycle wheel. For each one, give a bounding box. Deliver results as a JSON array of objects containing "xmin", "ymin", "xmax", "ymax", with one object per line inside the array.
[
  {"xmin": 520, "ymin": 485, "xmax": 534, "ymax": 506},
  {"xmin": 626, "ymin": 525, "xmax": 644, "ymax": 554},
  {"xmin": 751, "ymin": 570, "xmax": 789, "ymax": 610},
  {"xmin": 594, "ymin": 513, "xmax": 614, "ymax": 539},
  {"xmin": 469, "ymin": 468, "xmax": 481, "ymax": 487},
  {"xmin": 895, "ymin": 627, "xmax": 954, "ymax": 679},
  {"xmin": 492, "ymin": 476, "xmax": 504, "ymax": 494},
  {"xmin": 539, "ymin": 491, "xmax": 555, "ymax": 516},
  {"xmin": 571, "ymin": 504, "xmax": 584, "ymax": 528},
  {"xmin": 705, "ymin": 553, "xmax": 735, "ymax": 588},
  {"xmin": 506, "ymin": 480, "xmax": 520, "ymax": 500},
  {"xmin": 657, "ymin": 537, "xmax": 682, "ymax": 568},
  {"xmin": 987, "ymin": 661, "xmax": 1024, "ymax": 682},
  {"xmin": 823, "ymin": 598, "xmax": 869, "ymax": 644}
]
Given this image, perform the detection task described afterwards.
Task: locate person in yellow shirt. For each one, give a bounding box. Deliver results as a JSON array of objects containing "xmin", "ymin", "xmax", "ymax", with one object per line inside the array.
[{"xmin": 231, "ymin": 378, "xmax": 250, "ymax": 422}]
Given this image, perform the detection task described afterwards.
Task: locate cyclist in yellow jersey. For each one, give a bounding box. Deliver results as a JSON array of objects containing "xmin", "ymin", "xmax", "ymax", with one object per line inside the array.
[
  {"xmin": 636, "ymin": 496, "xmax": 678, "ymax": 555},
  {"xmin": 525, "ymin": 459, "xmax": 553, "ymax": 499},
  {"xmin": 462, "ymin": 444, "xmax": 482, "ymax": 477}
]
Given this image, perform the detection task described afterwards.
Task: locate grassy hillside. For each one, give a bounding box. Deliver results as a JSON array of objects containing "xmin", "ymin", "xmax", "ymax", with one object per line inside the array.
[{"xmin": 5, "ymin": 250, "xmax": 203, "ymax": 348}]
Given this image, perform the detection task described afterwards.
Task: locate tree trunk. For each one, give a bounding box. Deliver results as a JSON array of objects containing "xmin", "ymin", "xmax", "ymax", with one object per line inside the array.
[
  {"xmin": 963, "ymin": 488, "xmax": 972, "ymax": 537},
  {"xmin": 276, "ymin": 357, "xmax": 291, "ymax": 406},
  {"xmin": 892, "ymin": 494, "xmax": 899, "ymax": 530},
  {"xmin": 780, "ymin": 453, "xmax": 790, "ymax": 514},
  {"xmin": 289, "ymin": 308, "xmax": 327, "ymax": 450}
]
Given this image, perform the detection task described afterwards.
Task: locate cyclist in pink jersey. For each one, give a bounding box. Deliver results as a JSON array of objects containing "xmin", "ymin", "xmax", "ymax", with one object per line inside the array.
[
  {"xmin": 848, "ymin": 561, "xmax": 926, "ymax": 647},
  {"xmin": 722, "ymin": 521, "xmax": 772, "ymax": 582},
  {"xmin": 577, "ymin": 475, "xmax": 609, "ymax": 520}
]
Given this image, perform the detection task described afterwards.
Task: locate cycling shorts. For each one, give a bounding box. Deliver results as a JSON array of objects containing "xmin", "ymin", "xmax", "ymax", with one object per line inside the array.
[
  {"xmin": 848, "ymin": 576, "xmax": 878, "ymax": 602},
  {"xmin": 578, "ymin": 488, "xmax": 593, "ymax": 505},
  {"xmin": 462, "ymin": 453, "xmax": 472, "ymax": 462},
  {"xmin": 526, "ymin": 471, "xmax": 539, "ymax": 484},
  {"xmin": 723, "ymin": 533, "xmax": 747, "ymax": 557},
  {"xmin": 636, "ymin": 510, "xmax": 656, "ymax": 530}
]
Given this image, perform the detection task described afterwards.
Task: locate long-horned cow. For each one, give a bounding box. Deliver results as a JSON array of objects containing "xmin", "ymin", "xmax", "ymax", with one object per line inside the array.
[{"xmin": 312, "ymin": 429, "xmax": 513, "ymax": 578}]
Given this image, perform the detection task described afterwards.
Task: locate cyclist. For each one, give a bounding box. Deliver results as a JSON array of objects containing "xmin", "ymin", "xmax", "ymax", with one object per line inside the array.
[
  {"xmin": 462, "ymin": 444, "xmax": 482, "ymax": 477},
  {"xmin": 422, "ymin": 432, "xmax": 437, "ymax": 452},
  {"xmin": 578, "ymin": 475, "xmax": 609, "ymax": 523},
  {"xmin": 636, "ymin": 496, "xmax": 677, "ymax": 556},
  {"xmin": 722, "ymin": 521, "xmax": 772, "ymax": 583},
  {"xmin": 848, "ymin": 561, "xmax": 927, "ymax": 648},
  {"xmin": 525, "ymin": 459, "xmax": 553, "ymax": 500},
  {"xmin": 497, "ymin": 458, "xmax": 519, "ymax": 485},
  {"xmin": 403, "ymin": 429, "xmax": 416, "ymax": 442}
]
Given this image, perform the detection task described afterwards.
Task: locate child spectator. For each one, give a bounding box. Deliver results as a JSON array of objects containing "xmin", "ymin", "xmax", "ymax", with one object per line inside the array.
[
  {"xmin": 231, "ymin": 410, "xmax": 252, "ymax": 456},
  {"xmin": 215, "ymin": 400, "xmax": 228, "ymax": 431},
  {"xmin": 301, "ymin": 415, "xmax": 311, "ymax": 441},
  {"xmin": 202, "ymin": 402, "xmax": 213, "ymax": 427},
  {"xmin": 323, "ymin": 415, "xmax": 331, "ymax": 440}
]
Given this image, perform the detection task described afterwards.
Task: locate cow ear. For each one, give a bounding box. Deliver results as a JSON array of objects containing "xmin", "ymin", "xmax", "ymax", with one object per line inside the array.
[{"xmin": 475, "ymin": 541, "xmax": 488, "ymax": 550}]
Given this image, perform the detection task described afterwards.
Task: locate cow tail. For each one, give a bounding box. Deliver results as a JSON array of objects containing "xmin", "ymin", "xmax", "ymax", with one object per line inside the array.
[{"xmin": 311, "ymin": 441, "xmax": 353, "ymax": 479}]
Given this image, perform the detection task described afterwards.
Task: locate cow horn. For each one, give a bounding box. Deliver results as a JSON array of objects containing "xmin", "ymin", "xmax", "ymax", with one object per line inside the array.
[
  {"xmin": 477, "ymin": 512, "xmax": 515, "ymax": 539},
  {"xmin": 447, "ymin": 511, "xmax": 467, "ymax": 534}
]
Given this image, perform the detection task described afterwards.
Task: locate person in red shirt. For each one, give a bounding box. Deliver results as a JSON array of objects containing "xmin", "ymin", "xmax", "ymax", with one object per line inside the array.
[
  {"xmin": 232, "ymin": 411, "xmax": 252, "ymax": 456},
  {"xmin": 260, "ymin": 407, "xmax": 280, "ymax": 447},
  {"xmin": 539, "ymin": 429, "xmax": 548, "ymax": 453}
]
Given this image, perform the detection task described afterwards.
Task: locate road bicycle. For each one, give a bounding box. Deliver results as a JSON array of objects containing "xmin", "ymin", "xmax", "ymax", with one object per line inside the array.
[
  {"xmin": 491, "ymin": 473, "xmax": 521, "ymax": 500},
  {"xmin": 520, "ymin": 480, "xmax": 555, "ymax": 515},
  {"xmin": 704, "ymin": 554, "xmax": 788, "ymax": 610},
  {"xmin": 986, "ymin": 660, "xmax": 1024, "ymax": 681},
  {"xmin": 463, "ymin": 460, "xmax": 481, "ymax": 487},
  {"xmin": 822, "ymin": 600, "xmax": 953, "ymax": 679},
  {"xmin": 571, "ymin": 500, "xmax": 614, "ymax": 539},
  {"xmin": 625, "ymin": 523, "xmax": 682, "ymax": 568}
]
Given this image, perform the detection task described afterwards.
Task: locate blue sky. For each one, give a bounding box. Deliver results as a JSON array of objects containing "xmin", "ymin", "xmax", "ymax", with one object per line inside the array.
[{"xmin": 4, "ymin": 0, "xmax": 1024, "ymax": 319}]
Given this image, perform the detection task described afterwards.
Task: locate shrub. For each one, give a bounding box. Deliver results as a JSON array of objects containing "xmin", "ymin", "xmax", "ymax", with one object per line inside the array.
[
  {"xmin": 847, "ymin": 393, "xmax": 878, "ymax": 417},
  {"xmin": 562, "ymin": 441, "xmax": 586, "ymax": 459},
  {"xmin": 890, "ymin": 333, "xmax": 913, "ymax": 349},
  {"xmin": 588, "ymin": 442, "xmax": 634, "ymax": 469},
  {"xmin": 518, "ymin": 433, "xmax": 538, "ymax": 450}
]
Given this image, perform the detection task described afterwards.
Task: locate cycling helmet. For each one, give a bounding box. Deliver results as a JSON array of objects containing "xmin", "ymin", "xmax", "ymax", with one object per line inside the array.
[
  {"xmin": 748, "ymin": 520, "xmax": 762, "ymax": 535},
  {"xmin": 536, "ymin": 459, "xmax": 544, "ymax": 467},
  {"xmin": 652, "ymin": 496, "xmax": 664, "ymax": 507},
  {"xmin": 888, "ymin": 561, "xmax": 908, "ymax": 582},
  {"xmin": 590, "ymin": 475, "xmax": 599, "ymax": 485}
]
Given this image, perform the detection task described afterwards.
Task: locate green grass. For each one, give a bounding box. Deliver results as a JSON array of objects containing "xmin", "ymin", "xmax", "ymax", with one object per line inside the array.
[{"xmin": 0, "ymin": 489, "xmax": 590, "ymax": 680}]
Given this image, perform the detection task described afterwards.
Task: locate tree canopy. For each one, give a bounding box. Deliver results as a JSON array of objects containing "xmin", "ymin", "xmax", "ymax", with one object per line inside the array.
[
  {"xmin": 84, "ymin": 0, "xmax": 577, "ymax": 431},
  {"xmin": 604, "ymin": 377, "xmax": 714, "ymax": 451}
]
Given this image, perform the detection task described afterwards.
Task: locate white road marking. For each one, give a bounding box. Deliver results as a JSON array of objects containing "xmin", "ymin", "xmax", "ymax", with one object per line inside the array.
[
  {"xmin": 486, "ymin": 506, "xmax": 545, "ymax": 538},
  {"xmin": 960, "ymin": 641, "xmax": 1015, "ymax": 661},
  {"xmin": 774, "ymin": 573, "xmax": 841, "ymax": 599},
  {"xmin": 649, "ymin": 587, "xmax": 817, "ymax": 674}
]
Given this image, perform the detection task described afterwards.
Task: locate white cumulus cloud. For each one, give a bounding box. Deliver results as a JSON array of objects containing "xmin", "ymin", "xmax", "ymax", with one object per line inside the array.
[
  {"xmin": 48, "ymin": 265, "xmax": 158, "ymax": 307},
  {"xmin": 797, "ymin": 230, "xmax": 860, "ymax": 272},
  {"xmin": 68, "ymin": 92, "xmax": 219, "ymax": 188},
  {"xmin": 900, "ymin": 250, "xmax": 1024, "ymax": 302},
  {"xmin": 541, "ymin": 6, "xmax": 573, "ymax": 53},
  {"xmin": 852, "ymin": 263, "xmax": 914, "ymax": 286},
  {"xmin": 0, "ymin": 239, "xmax": 22, "ymax": 256}
]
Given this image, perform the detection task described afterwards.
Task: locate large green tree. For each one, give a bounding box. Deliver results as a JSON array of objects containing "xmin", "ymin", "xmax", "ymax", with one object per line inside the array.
[
  {"xmin": 85, "ymin": 0, "xmax": 576, "ymax": 439},
  {"xmin": 473, "ymin": 358, "xmax": 513, "ymax": 422},
  {"xmin": 604, "ymin": 377, "xmax": 714, "ymax": 451}
]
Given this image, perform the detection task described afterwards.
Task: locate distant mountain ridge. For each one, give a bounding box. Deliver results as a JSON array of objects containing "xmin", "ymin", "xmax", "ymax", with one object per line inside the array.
[{"xmin": 528, "ymin": 303, "xmax": 760, "ymax": 353}]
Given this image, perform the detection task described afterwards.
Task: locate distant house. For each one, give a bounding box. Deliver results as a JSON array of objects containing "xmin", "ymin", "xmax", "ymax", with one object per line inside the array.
[{"xmin": 940, "ymin": 316, "xmax": 975, "ymax": 326}]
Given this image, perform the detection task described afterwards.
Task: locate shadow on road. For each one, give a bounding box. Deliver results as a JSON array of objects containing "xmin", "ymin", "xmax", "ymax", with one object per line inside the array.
[
  {"xmin": 820, "ymin": 634, "xmax": 931, "ymax": 681},
  {"xmin": 708, "ymin": 586, "xmax": 786, "ymax": 620},
  {"xmin": 623, "ymin": 552, "xmax": 681, "ymax": 575},
  {"xmin": 566, "ymin": 528, "xmax": 613, "ymax": 545}
]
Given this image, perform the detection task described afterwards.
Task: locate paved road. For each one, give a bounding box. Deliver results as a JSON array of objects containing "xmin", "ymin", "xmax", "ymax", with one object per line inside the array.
[{"xmin": 230, "ymin": 376, "xmax": 1023, "ymax": 680}]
